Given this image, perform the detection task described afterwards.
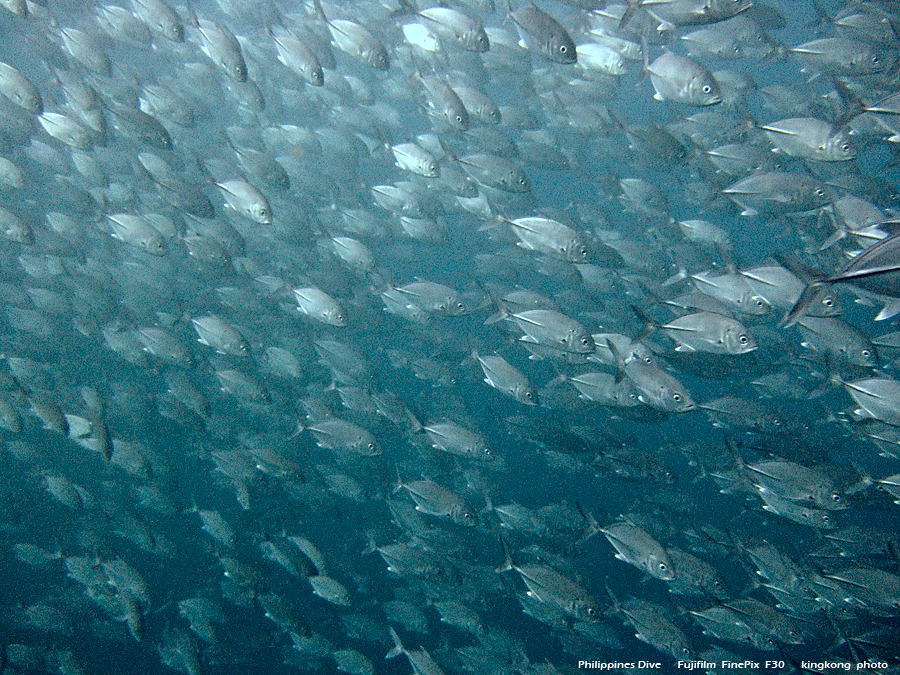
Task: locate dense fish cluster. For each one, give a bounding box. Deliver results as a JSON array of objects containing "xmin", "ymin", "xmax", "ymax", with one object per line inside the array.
[{"xmin": 1, "ymin": 0, "xmax": 900, "ymax": 673}]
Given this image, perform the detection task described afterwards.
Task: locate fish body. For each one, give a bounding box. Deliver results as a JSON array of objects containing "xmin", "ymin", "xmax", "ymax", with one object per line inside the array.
[
  {"xmin": 509, "ymin": 4, "xmax": 577, "ymax": 64},
  {"xmin": 647, "ymin": 51, "xmax": 721, "ymax": 106}
]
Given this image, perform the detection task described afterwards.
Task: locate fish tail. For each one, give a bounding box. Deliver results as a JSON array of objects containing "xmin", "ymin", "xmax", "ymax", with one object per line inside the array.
[
  {"xmin": 312, "ymin": 0, "xmax": 327, "ymax": 22},
  {"xmin": 619, "ymin": 0, "xmax": 642, "ymax": 31},
  {"xmin": 495, "ymin": 534, "xmax": 514, "ymax": 573},
  {"xmin": 575, "ymin": 500, "xmax": 600, "ymax": 543},
  {"xmin": 385, "ymin": 627, "xmax": 404, "ymax": 659},
  {"xmin": 392, "ymin": 464, "xmax": 404, "ymax": 494}
]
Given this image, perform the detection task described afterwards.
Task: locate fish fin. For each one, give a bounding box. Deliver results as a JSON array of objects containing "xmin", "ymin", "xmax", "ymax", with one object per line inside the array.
[
  {"xmin": 818, "ymin": 228, "xmax": 846, "ymax": 251},
  {"xmin": 604, "ymin": 338, "xmax": 627, "ymax": 384},
  {"xmin": 876, "ymin": 298, "xmax": 900, "ymax": 321},
  {"xmin": 619, "ymin": 0, "xmax": 642, "ymax": 30},
  {"xmin": 386, "ymin": 627, "xmax": 403, "ymax": 659},
  {"xmin": 495, "ymin": 534, "xmax": 514, "ymax": 573},
  {"xmin": 630, "ymin": 305, "xmax": 658, "ymax": 342},
  {"xmin": 661, "ymin": 268, "xmax": 688, "ymax": 287},
  {"xmin": 312, "ymin": 0, "xmax": 328, "ymax": 22},
  {"xmin": 781, "ymin": 282, "xmax": 826, "ymax": 327},
  {"xmin": 740, "ymin": 208, "xmax": 758, "ymax": 217},
  {"xmin": 575, "ymin": 500, "xmax": 601, "ymax": 543},
  {"xmin": 758, "ymin": 124, "xmax": 801, "ymax": 137}
]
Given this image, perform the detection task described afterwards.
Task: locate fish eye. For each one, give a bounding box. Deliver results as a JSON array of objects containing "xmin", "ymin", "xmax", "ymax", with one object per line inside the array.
[
  {"xmin": 842, "ymin": 143, "xmax": 850, "ymax": 151},
  {"xmin": 367, "ymin": 442, "xmax": 375, "ymax": 451},
  {"xmin": 872, "ymin": 55, "xmax": 880, "ymax": 63},
  {"xmin": 518, "ymin": 177, "xmax": 527, "ymax": 185},
  {"xmin": 702, "ymin": 84, "xmax": 712, "ymax": 93},
  {"xmin": 673, "ymin": 393, "xmax": 682, "ymax": 402},
  {"xmin": 832, "ymin": 494, "xmax": 841, "ymax": 503},
  {"xmin": 525, "ymin": 391, "xmax": 533, "ymax": 399},
  {"xmin": 581, "ymin": 337, "xmax": 591, "ymax": 345},
  {"xmin": 456, "ymin": 115, "xmax": 463, "ymax": 123},
  {"xmin": 823, "ymin": 297, "xmax": 834, "ymax": 307},
  {"xmin": 739, "ymin": 335, "xmax": 749, "ymax": 344},
  {"xmin": 862, "ymin": 349, "xmax": 871, "ymax": 358},
  {"xmin": 587, "ymin": 607, "xmax": 596, "ymax": 616},
  {"xmin": 816, "ymin": 187, "xmax": 826, "ymax": 196},
  {"xmin": 659, "ymin": 563, "xmax": 668, "ymax": 572},
  {"xmin": 559, "ymin": 45, "xmax": 567, "ymax": 53},
  {"xmin": 823, "ymin": 514, "xmax": 831, "ymax": 523},
  {"xmin": 464, "ymin": 512, "xmax": 472, "ymax": 519}
]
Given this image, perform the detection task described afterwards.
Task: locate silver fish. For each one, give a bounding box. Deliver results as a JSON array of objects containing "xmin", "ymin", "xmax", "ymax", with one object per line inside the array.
[
  {"xmin": 659, "ymin": 311, "xmax": 756, "ymax": 355},
  {"xmin": 797, "ymin": 316, "xmax": 878, "ymax": 367},
  {"xmin": 646, "ymin": 51, "xmax": 721, "ymax": 106},
  {"xmin": 497, "ymin": 555, "xmax": 599, "ymax": 621},
  {"xmin": 416, "ymin": 7, "xmax": 489, "ymax": 52},
  {"xmin": 193, "ymin": 19, "xmax": 247, "ymax": 81},
  {"xmin": 473, "ymin": 351, "xmax": 538, "ymax": 405},
  {"xmin": 306, "ymin": 418, "xmax": 380, "ymax": 455},
  {"xmin": 511, "ymin": 309, "xmax": 595, "ymax": 354},
  {"xmin": 509, "ymin": 3, "xmax": 577, "ymax": 64},
  {"xmin": 760, "ymin": 118, "xmax": 855, "ymax": 162},
  {"xmin": 506, "ymin": 216, "xmax": 590, "ymax": 262},
  {"xmin": 0, "ymin": 62, "xmax": 41, "ymax": 113},
  {"xmin": 395, "ymin": 477, "xmax": 478, "ymax": 525},
  {"xmin": 601, "ymin": 521, "xmax": 676, "ymax": 580},
  {"xmin": 423, "ymin": 421, "xmax": 493, "ymax": 461},
  {"xmin": 293, "ymin": 287, "xmax": 348, "ymax": 326},
  {"xmin": 216, "ymin": 180, "xmax": 272, "ymax": 224}
]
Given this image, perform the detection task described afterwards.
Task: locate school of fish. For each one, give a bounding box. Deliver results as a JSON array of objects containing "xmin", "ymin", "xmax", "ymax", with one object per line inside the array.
[{"xmin": 0, "ymin": 0, "xmax": 899, "ymax": 673}]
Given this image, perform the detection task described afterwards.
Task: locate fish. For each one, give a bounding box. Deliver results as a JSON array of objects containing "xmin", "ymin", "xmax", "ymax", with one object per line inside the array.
[
  {"xmin": 472, "ymin": 351, "xmax": 539, "ymax": 405},
  {"xmin": 638, "ymin": 307, "xmax": 757, "ymax": 355},
  {"xmin": 645, "ymin": 50, "xmax": 722, "ymax": 106},
  {"xmin": 216, "ymin": 180, "xmax": 272, "ymax": 224},
  {"xmin": 394, "ymin": 476, "xmax": 479, "ymax": 525},
  {"xmin": 271, "ymin": 26, "xmax": 324, "ymax": 87},
  {"xmin": 423, "ymin": 421, "xmax": 493, "ymax": 461},
  {"xmin": 0, "ymin": 0, "xmax": 898, "ymax": 670},
  {"xmin": 314, "ymin": 0, "xmax": 390, "ymax": 71},
  {"xmin": 305, "ymin": 418, "xmax": 380, "ymax": 455},
  {"xmin": 497, "ymin": 541, "xmax": 599, "ymax": 622},
  {"xmin": 723, "ymin": 171, "xmax": 830, "ymax": 216},
  {"xmin": 760, "ymin": 117, "xmax": 856, "ymax": 162},
  {"xmin": 415, "ymin": 7, "xmax": 490, "ymax": 53},
  {"xmin": 0, "ymin": 62, "xmax": 42, "ymax": 113},
  {"xmin": 505, "ymin": 309, "xmax": 595, "ymax": 354},
  {"xmin": 191, "ymin": 18, "xmax": 247, "ymax": 81},
  {"xmin": 508, "ymin": 3, "xmax": 577, "ymax": 64},
  {"xmin": 505, "ymin": 216, "xmax": 591, "ymax": 263},
  {"xmin": 599, "ymin": 521, "xmax": 676, "ymax": 580},
  {"xmin": 293, "ymin": 287, "xmax": 348, "ymax": 326}
]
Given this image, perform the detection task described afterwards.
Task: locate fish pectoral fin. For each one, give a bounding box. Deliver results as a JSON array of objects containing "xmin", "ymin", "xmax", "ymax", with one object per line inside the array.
[
  {"xmin": 876, "ymin": 298, "xmax": 900, "ymax": 321},
  {"xmin": 513, "ymin": 313, "xmax": 542, "ymax": 326},
  {"xmin": 760, "ymin": 125, "xmax": 801, "ymax": 136}
]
